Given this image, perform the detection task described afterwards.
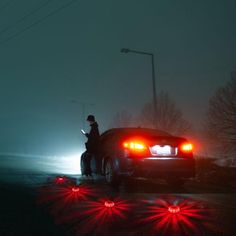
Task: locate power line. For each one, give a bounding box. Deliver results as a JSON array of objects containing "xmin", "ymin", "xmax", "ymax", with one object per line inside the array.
[
  {"xmin": 0, "ymin": 0, "xmax": 53, "ymax": 36},
  {"xmin": 0, "ymin": 0, "xmax": 78, "ymax": 45}
]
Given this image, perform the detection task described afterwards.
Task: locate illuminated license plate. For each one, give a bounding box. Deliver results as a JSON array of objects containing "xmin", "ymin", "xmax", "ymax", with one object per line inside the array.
[{"xmin": 150, "ymin": 145, "xmax": 172, "ymax": 156}]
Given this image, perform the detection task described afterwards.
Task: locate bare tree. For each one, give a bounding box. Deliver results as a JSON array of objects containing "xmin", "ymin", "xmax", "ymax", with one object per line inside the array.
[
  {"xmin": 139, "ymin": 91, "xmax": 191, "ymax": 135},
  {"xmin": 110, "ymin": 110, "xmax": 133, "ymax": 128},
  {"xmin": 205, "ymin": 75, "xmax": 236, "ymax": 156}
]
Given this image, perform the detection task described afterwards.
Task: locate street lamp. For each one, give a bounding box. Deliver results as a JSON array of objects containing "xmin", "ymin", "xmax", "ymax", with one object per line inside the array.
[{"xmin": 121, "ymin": 48, "xmax": 158, "ymax": 128}]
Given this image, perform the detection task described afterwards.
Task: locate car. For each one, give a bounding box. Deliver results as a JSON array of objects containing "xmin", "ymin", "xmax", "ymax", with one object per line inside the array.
[{"xmin": 82, "ymin": 127, "xmax": 195, "ymax": 186}]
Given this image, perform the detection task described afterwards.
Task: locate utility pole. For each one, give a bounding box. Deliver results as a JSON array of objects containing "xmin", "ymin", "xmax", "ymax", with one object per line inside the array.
[{"xmin": 121, "ymin": 48, "xmax": 158, "ymax": 128}]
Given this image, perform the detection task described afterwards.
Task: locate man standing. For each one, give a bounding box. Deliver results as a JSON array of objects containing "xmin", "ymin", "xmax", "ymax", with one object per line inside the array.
[{"xmin": 81, "ymin": 115, "xmax": 100, "ymax": 177}]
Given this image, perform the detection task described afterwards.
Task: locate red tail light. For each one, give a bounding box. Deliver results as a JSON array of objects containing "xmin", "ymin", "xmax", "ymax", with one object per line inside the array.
[
  {"xmin": 123, "ymin": 140, "xmax": 147, "ymax": 152},
  {"xmin": 180, "ymin": 143, "xmax": 193, "ymax": 153}
]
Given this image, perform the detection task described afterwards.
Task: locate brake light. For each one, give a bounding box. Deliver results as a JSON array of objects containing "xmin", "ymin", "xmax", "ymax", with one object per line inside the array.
[
  {"xmin": 123, "ymin": 140, "xmax": 147, "ymax": 151},
  {"xmin": 180, "ymin": 143, "xmax": 193, "ymax": 152}
]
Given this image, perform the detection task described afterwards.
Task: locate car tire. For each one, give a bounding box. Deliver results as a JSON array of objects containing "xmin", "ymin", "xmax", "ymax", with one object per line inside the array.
[
  {"xmin": 105, "ymin": 159, "xmax": 119, "ymax": 186},
  {"xmin": 80, "ymin": 156, "xmax": 85, "ymax": 175},
  {"xmin": 90, "ymin": 156, "xmax": 96, "ymax": 174}
]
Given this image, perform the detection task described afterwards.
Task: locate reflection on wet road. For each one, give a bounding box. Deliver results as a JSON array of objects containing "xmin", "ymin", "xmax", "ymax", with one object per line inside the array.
[
  {"xmin": 1, "ymin": 155, "xmax": 236, "ymax": 235},
  {"xmin": 35, "ymin": 175, "xmax": 236, "ymax": 236}
]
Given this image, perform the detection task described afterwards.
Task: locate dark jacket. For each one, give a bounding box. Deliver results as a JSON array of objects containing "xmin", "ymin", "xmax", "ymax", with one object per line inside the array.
[{"xmin": 85, "ymin": 122, "xmax": 100, "ymax": 153}]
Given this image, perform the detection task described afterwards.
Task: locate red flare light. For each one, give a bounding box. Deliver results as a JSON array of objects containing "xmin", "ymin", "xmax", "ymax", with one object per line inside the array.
[
  {"xmin": 104, "ymin": 201, "xmax": 115, "ymax": 208},
  {"xmin": 168, "ymin": 205, "xmax": 180, "ymax": 214},
  {"xmin": 83, "ymin": 198, "xmax": 130, "ymax": 223},
  {"xmin": 37, "ymin": 184, "xmax": 95, "ymax": 209},
  {"xmin": 55, "ymin": 176, "xmax": 66, "ymax": 184},
  {"xmin": 62, "ymin": 198, "xmax": 131, "ymax": 236},
  {"xmin": 72, "ymin": 187, "xmax": 80, "ymax": 193},
  {"xmin": 141, "ymin": 197, "xmax": 211, "ymax": 235}
]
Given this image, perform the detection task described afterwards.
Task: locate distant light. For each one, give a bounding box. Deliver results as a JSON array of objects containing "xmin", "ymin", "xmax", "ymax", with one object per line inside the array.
[
  {"xmin": 168, "ymin": 205, "xmax": 180, "ymax": 214},
  {"xmin": 104, "ymin": 201, "xmax": 115, "ymax": 208},
  {"xmin": 48, "ymin": 154, "xmax": 82, "ymax": 175}
]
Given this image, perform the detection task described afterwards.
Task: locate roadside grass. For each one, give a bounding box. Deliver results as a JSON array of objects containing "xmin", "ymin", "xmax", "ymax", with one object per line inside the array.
[{"xmin": 195, "ymin": 156, "xmax": 236, "ymax": 187}]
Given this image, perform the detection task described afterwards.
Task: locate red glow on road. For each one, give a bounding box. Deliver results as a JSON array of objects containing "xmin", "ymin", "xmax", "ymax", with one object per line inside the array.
[
  {"xmin": 54, "ymin": 185, "xmax": 94, "ymax": 203},
  {"xmin": 142, "ymin": 197, "xmax": 210, "ymax": 235},
  {"xmin": 37, "ymin": 183, "xmax": 96, "ymax": 208},
  {"xmin": 83, "ymin": 198, "xmax": 130, "ymax": 224},
  {"xmin": 59, "ymin": 197, "xmax": 132, "ymax": 236}
]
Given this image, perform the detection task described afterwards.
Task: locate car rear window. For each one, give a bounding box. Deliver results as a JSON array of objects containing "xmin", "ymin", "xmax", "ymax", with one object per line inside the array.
[{"xmin": 107, "ymin": 128, "xmax": 171, "ymax": 139}]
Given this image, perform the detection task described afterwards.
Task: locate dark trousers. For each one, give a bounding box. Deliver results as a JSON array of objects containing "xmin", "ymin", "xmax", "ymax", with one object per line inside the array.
[{"xmin": 81, "ymin": 152, "xmax": 92, "ymax": 176}]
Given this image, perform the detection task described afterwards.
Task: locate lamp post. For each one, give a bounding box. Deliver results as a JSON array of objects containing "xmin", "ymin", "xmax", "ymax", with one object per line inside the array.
[{"xmin": 121, "ymin": 48, "xmax": 158, "ymax": 128}]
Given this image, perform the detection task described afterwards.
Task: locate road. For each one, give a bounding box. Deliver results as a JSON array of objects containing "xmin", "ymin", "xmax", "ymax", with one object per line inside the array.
[{"xmin": 0, "ymin": 155, "xmax": 236, "ymax": 236}]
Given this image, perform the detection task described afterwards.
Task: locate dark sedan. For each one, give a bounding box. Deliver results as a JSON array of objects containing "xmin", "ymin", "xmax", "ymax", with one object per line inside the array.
[{"xmin": 85, "ymin": 127, "xmax": 195, "ymax": 186}]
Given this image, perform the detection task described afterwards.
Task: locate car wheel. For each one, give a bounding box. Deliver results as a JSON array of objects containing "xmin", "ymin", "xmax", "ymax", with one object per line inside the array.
[
  {"xmin": 105, "ymin": 159, "xmax": 119, "ymax": 185},
  {"xmin": 80, "ymin": 156, "xmax": 85, "ymax": 175},
  {"xmin": 90, "ymin": 156, "xmax": 96, "ymax": 174}
]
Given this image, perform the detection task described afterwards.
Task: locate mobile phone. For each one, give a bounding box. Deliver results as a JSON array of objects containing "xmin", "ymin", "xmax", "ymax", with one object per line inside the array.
[{"xmin": 81, "ymin": 129, "xmax": 86, "ymax": 134}]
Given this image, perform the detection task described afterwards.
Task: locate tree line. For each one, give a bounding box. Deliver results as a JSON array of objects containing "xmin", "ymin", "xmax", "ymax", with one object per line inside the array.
[
  {"xmin": 110, "ymin": 73, "xmax": 236, "ymax": 158},
  {"xmin": 110, "ymin": 91, "xmax": 191, "ymax": 136}
]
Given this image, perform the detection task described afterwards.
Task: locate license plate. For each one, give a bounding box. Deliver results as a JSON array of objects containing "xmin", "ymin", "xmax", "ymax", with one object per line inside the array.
[{"xmin": 150, "ymin": 145, "xmax": 172, "ymax": 156}]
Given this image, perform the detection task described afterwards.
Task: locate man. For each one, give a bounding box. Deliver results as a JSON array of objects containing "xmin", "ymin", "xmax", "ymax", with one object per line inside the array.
[{"xmin": 81, "ymin": 115, "xmax": 100, "ymax": 177}]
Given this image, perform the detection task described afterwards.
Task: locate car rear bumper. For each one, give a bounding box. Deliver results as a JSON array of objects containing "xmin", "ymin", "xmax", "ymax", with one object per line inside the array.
[{"xmin": 118, "ymin": 157, "xmax": 195, "ymax": 179}]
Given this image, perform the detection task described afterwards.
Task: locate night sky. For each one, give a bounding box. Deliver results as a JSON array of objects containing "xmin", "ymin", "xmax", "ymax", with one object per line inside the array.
[{"xmin": 0, "ymin": 0, "xmax": 235, "ymax": 156}]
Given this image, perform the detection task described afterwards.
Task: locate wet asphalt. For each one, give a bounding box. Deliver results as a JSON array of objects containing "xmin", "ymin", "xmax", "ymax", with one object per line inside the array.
[{"xmin": 1, "ymin": 158, "xmax": 236, "ymax": 235}]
